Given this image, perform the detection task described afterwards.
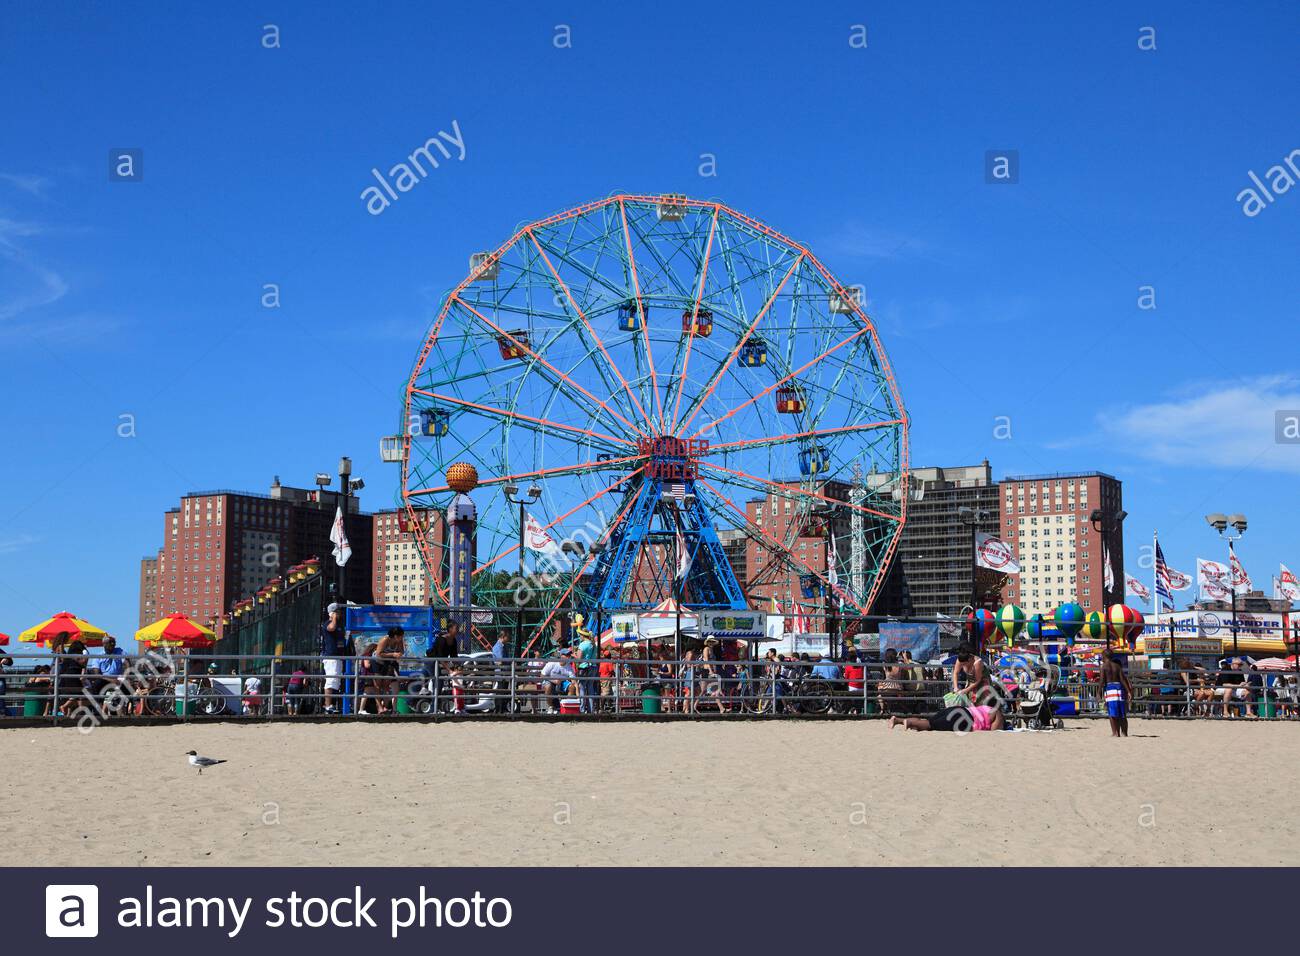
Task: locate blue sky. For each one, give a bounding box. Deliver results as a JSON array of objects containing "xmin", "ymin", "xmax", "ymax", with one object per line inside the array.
[{"xmin": 1, "ymin": 0, "xmax": 1298, "ymax": 646}]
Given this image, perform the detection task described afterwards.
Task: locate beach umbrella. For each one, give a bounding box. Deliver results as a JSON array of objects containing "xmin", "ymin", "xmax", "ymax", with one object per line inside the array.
[
  {"xmin": 1053, "ymin": 603, "xmax": 1085, "ymax": 644},
  {"xmin": 19, "ymin": 611, "xmax": 110, "ymax": 647},
  {"xmin": 135, "ymin": 614, "xmax": 216, "ymax": 649},
  {"xmin": 1026, "ymin": 613, "xmax": 1047, "ymax": 643},
  {"xmin": 1253, "ymin": 657, "xmax": 1293, "ymax": 671},
  {"xmin": 1106, "ymin": 604, "xmax": 1144, "ymax": 648},
  {"xmin": 996, "ymin": 604, "xmax": 1026, "ymax": 644},
  {"xmin": 1081, "ymin": 611, "xmax": 1108, "ymax": 642},
  {"xmin": 0, "ymin": 632, "xmax": 9, "ymax": 645}
]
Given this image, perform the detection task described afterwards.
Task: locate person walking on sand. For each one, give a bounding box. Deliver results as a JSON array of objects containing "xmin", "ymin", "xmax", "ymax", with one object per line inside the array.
[{"xmin": 1101, "ymin": 648, "xmax": 1132, "ymax": 738}]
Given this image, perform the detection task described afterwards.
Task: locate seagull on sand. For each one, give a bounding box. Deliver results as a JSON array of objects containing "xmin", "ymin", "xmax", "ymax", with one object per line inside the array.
[{"xmin": 185, "ymin": 750, "xmax": 227, "ymax": 774}]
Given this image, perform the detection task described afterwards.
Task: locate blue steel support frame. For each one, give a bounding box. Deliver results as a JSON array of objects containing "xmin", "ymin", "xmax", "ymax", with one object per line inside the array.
[{"xmin": 582, "ymin": 474, "xmax": 747, "ymax": 634}]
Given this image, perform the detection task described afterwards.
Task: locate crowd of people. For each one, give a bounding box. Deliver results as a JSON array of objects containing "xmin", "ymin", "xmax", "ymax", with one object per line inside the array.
[{"xmin": 3, "ymin": 607, "xmax": 1298, "ymax": 728}]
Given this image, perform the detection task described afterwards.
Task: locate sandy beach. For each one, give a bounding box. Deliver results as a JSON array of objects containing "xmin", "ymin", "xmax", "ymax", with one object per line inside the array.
[{"xmin": 2, "ymin": 718, "xmax": 1296, "ymax": 867}]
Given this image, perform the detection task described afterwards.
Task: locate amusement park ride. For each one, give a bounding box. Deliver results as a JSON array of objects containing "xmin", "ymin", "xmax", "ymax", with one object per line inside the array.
[{"xmin": 385, "ymin": 195, "xmax": 909, "ymax": 652}]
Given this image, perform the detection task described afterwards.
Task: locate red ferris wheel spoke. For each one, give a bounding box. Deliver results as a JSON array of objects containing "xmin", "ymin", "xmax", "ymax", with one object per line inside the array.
[
  {"xmin": 673, "ymin": 250, "xmax": 804, "ymax": 437},
  {"xmin": 411, "ymin": 388, "xmax": 635, "ymax": 451},
  {"xmin": 452, "ymin": 295, "xmax": 648, "ymax": 439},
  {"xmin": 527, "ymin": 229, "xmax": 655, "ymax": 432},
  {"xmin": 667, "ymin": 206, "xmax": 719, "ymax": 432},
  {"xmin": 618, "ymin": 198, "xmax": 665, "ymax": 432},
  {"xmin": 473, "ymin": 464, "xmax": 647, "ymax": 579},
  {"xmin": 704, "ymin": 420, "xmax": 907, "ymax": 456},
  {"xmin": 684, "ymin": 326, "xmax": 870, "ymax": 442},
  {"xmin": 695, "ymin": 477, "xmax": 867, "ymax": 614},
  {"xmin": 698, "ymin": 461, "xmax": 902, "ymax": 523},
  {"xmin": 524, "ymin": 483, "xmax": 647, "ymax": 655},
  {"xmin": 406, "ymin": 454, "xmax": 644, "ymax": 497}
]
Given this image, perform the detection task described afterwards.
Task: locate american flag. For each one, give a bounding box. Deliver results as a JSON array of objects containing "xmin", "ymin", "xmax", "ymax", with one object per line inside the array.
[{"xmin": 1155, "ymin": 538, "xmax": 1174, "ymax": 611}]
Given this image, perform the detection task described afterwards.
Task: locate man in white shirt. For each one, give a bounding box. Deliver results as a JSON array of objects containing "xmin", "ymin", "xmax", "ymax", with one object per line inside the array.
[{"xmin": 539, "ymin": 654, "xmax": 575, "ymax": 713}]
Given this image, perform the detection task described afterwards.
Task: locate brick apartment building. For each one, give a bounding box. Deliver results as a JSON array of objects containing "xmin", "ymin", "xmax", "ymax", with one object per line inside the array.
[
  {"xmin": 999, "ymin": 471, "xmax": 1124, "ymax": 613},
  {"xmin": 371, "ymin": 508, "xmax": 446, "ymax": 605},
  {"xmin": 144, "ymin": 476, "xmax": 373, "ymax": 636}
]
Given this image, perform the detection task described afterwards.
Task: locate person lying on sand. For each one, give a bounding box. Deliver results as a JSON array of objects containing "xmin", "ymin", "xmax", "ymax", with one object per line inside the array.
[{"xmin": 888, "ymin": 702, "xmax": 1004, "ymax": 732}]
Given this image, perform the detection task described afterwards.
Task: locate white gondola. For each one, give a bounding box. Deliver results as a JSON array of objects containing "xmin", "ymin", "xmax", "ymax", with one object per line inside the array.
[
  {"xmin": 656, "ymin": 193, "xmax": 688, "ymax": 221},
  {"xmin": 379, "ymin": 436, "xmax": 404, "ymax": 463},
  {"xmin": 829, "ymin": 284, "xmax": 865, "ymax": 313},
  {"xmin": 469, "ymin": 251, "xmax": 499, "ymax": 281}
]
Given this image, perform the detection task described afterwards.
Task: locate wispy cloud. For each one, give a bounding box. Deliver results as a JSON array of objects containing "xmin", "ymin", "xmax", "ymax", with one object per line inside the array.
[
  {"xmin": 0, "ymin": 172, "xmax": 51, "ymax": 198},
  {"xmin": 820, "ymin": 222, "xmax": 936, "ymax": 262},
  {"xmin": 1099, "ymin": 375, "xmax": 1300, "ymax": 474},
  {"xmin": 0, "ymin": 312, "xmax": 123, "ymax": 345},
  {"xmin": 0, "ymin": 174, "xmax": 88, "ymax": 338},
  {"xmin": 0, "ymin": 533, "xmax": 39, "ymax": 555},
  {"xmin": 0, "ymin": 210, "xmax": 69, "ymax": 325}
]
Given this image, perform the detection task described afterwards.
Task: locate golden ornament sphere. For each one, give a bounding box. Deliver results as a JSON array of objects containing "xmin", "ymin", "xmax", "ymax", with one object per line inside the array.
[{"xmin": 446, "ymin": 462, "xmax": 480, "ymax": 494}]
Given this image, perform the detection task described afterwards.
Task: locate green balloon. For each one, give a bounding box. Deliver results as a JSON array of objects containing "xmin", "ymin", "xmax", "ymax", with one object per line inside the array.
[{"xmin": 996, "ymin": 604, "xmax": 1026, "ymax": 641}]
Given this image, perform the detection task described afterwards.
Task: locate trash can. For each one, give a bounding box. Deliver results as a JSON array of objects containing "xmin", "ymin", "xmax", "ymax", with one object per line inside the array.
[
  {"xmin": 1260, "ymin": 697, "xmax": 1276, "ymax": 719},
  {"xmin": 24, "ymin": 687, "xmax": 44, "ymax": 717},
  {"xmin": 174, "ymin": 686, "xmax": 196, "ymax": 716},
  {"xmin": 641, "ymin": 684, "xmax": 662, "ymax": 715},
  {"xmin": 396, "ymin": 689, "xmax": 412, "ymax": 715}
]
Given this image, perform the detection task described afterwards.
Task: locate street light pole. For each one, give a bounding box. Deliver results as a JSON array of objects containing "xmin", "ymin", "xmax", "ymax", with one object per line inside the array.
[
  {"xmin": 812, "ymin": 504, "xmax": 839, "ymax": 659},
  {"xmin": 338, "ymin": 457, "xmax": 352, "ymax": 605},
  {"xmin": 1089, "ymin": 507, "xmax": 1128, "ymax": 617},
  {"xmin": 961, "ymin": 504, "xmax": 987, "ymax": 608},
  {"xmin": 504, "ymin": 483, "xmax": 541, "ymax": 657},
  {"xmin": 1206, "ymin": 513, "xmax": 1247, "ymax": 657}
]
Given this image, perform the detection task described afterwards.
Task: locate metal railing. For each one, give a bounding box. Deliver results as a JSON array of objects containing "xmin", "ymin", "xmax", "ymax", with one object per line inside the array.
[{"xmin": 2, "ymin": 652, "xmax": 1298, "ymax": 725}]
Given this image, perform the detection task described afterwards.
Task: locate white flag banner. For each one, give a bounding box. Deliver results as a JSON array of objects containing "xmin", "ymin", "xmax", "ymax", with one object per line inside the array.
[
  {"xmin": 1167, "ymin": 567, "xmax": 1193, "ymax": 591},
  {"xmin": 1278, "ymin": 564, "xmax": 1300, "ymax": 602},
  {"xmin": 523, "ymin": 512, "xmax": 562, "ymax": 557},
  {"xmin": 1103, "ymin": 544, "xmax": 1115, "ymax": 591},
  {"xmin": 975, "ymin": 531, "xmax": 1020, "ymax": 574},
  {"xmin": 1125, "ymin": 575, "xmax": 1151, "ymax": 602},
  {"xmin": 329, "ymin": 506, "xmax": 352, "ymax": 567},
  {"xmin": 1198, "ymin": 558, "xmax": 1232, "ymax": 600},
  {"xmin": 827, "ymin": 528, "xmax": 839, "ymax": 588},
  {"xmin": 1229, "ymin": 544, "xmax": 1252, "ymax": 594},
  {"xmin": 674, "ymin": 520, "xmax": 692, "ymax": 582}
]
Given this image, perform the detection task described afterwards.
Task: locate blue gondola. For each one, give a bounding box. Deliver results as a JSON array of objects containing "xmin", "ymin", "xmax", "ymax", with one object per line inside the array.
[
  {"xmin": 419, "ymin": 407, "xmax": 450, "ymax": 437},
  {"xmin": 799, "ymin": 574, "xmax": 822, "ymax": 599},
  {"xmin": 618, "ymin": 300, "xmax": 646, "ymax": 332},
  {"xmin": 799, "ymin": 445, "xmax": 830, "ymax": 476},
  {"xmin": 739, "ymin": 337, "xmax": 767, "ymax": 367}
]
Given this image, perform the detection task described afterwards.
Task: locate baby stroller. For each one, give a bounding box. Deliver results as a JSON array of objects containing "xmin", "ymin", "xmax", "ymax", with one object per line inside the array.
[{"xmin": 1012, "ymin": 667, "xmax": 1064, "ymax": 730}]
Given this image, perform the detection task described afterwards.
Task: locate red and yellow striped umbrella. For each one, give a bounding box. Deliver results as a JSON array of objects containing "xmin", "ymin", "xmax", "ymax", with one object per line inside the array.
[
  {"xmin": 19, "ymin": 612, "xmax": 110, "ymax": 647},
  {"xmin": 135, "ymin": 614, "xmax": 217, "ymax": 649}
]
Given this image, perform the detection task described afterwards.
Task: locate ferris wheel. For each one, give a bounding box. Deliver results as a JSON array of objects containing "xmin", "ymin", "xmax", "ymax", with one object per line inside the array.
[{"xmin": 395, "ymin": 194, "xmax": 908, "ymax": 649}]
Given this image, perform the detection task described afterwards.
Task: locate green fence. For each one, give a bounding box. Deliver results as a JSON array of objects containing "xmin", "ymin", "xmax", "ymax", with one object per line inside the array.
[{"xmin": 214, "ymin": 576, "xmax": 325, "ymax": 672}]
